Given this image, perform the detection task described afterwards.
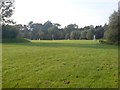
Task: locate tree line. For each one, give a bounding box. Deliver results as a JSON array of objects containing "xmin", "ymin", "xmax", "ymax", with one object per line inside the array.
[
  {"xmin": 1, "ymin": 0, "xmax": 119, "ymax": 44},
  {"xmin": 3, "ymin": 21, "xmax": 105, "ymax": 40}
]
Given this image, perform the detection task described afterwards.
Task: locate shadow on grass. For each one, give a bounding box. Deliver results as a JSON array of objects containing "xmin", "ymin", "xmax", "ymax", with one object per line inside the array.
[
  {"xmin": 9, "ymin": 41, "xmax": 118, "ymax": 50},
  {"xmin": 2, "ymin": 38, "xmax": 30, "ymax": 43}
]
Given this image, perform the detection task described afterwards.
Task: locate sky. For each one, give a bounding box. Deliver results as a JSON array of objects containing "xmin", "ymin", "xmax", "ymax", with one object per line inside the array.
[{"xmin": 11, "ymin": 0, "xmax": 118, "ymax": 28}]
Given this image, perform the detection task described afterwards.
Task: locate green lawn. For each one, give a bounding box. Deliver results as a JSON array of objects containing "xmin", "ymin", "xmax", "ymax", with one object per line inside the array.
[{"xmin": 2, "ymin": 40, "xmax": 118, "ymax": 88}]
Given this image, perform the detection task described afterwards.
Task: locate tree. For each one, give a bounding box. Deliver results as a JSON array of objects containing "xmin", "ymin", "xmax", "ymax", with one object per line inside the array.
[
  {"xmin": 1, "ymin": 0, "xmax": 18, "ymax": 39},
  {"xmin": 43, "ymin": 21, "xmax": 53, "ymax": 31},
  {"xmin": 64, "ymin": 24, "xmax": 78, "ymax": 34},
  {"xmin": 80, "ymin": 30, "xmax": 87, "ymax": 39},
  {"xmin": 42, "ymin": 21, "xmax": 53, "ymax": 39},
  {"xmin": 2, "ymin": 25, "xmax": 19, "ymax": 38},
  {"xmin": 28, "ymin": 21, "xmax": 33, "ymax": 30},
  {"xmin": 16, "ymin": 24, "xmax": 24, "ymax": 38},
  {"xmin": 104, "ymin": 11, "xmax": 119, "ymax": 42},
  {"xmin": 83, "ymin": 26, "xmax": 90, "ymax": 31},
  {"xmin": 0, "ymin": 0, "xmax": 15, "ymax": 24},
  {"xmin": 86, "ymin": 29, "xmax": 94, "ymax": 40},
  {"xmin": 103, "ymin": 24, "xmax": 109, "ymax": 39},
  {"xmin": 38, "ymin": 30, "xmax": 44, "ymax": 40},
  {"xmin": 58, "ymin": 29, "xmax": 64, "ymax": 39},
  {"xmin": 94, "ymin": 25, "xmax": 104, "ymax": 39},
  {"xmin": 30, "ymin": 23, "xmax": 42, "ymax": 40},
  {"xmin": 48, "ymin": 25, "xmax": 59, "ymax": 40},
  {"xmin": 23, "ymin": 25, "xmax": 29, "ymax": 39},
  {"xmin": 63, "ymin": 24, "xmax": 78, "ymax": 40},
  {"xmin": 54, "ymin": 23, "xmax": 61, "ymax": 27},
  {"xmin": 65, "ymin": 33, "xmax": 70, "ymax": 40},
  {"xmin": 70, "ymin": 30, "xmax": 81, "ymax": 40}
]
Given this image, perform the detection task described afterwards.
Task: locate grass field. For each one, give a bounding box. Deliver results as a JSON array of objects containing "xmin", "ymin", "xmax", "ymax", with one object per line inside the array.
[{"xmin": 2, "ymin": 40, "xmax": 118, "ymax": 88}]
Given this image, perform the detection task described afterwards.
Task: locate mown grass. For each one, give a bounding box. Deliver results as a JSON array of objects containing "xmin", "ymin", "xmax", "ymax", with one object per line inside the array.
[{"xmin": 2, "ymin": 40, "xmax": 118, "ymax": 88}]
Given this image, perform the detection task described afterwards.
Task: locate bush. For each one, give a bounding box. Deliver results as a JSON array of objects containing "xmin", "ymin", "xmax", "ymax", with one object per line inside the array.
[
  {"xmin": 99, "ymin": 40, "xmax": 106, "ymax": 44},
  {"xmin": 99, "ymin": 40, "xmax": 119, "ymax": 45}
]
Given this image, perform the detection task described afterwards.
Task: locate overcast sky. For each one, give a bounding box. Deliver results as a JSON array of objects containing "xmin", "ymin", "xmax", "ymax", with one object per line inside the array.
[{"xmin": 11, "ymin": 0, "xmax": 118, "ymax": 28}]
